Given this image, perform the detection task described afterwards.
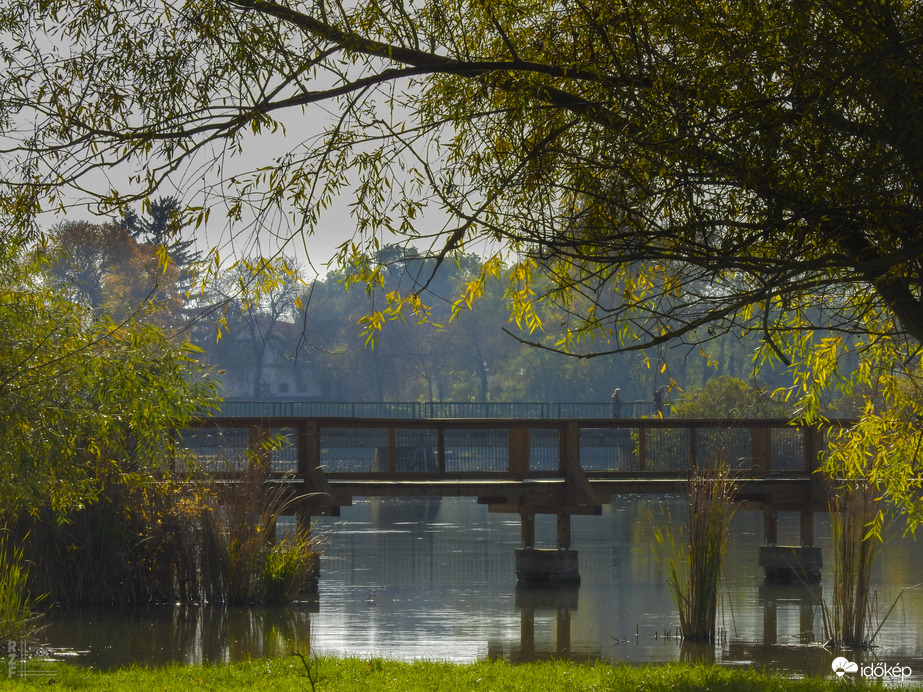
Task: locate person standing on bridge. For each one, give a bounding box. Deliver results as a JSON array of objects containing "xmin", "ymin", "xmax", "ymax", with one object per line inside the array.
[
  {"xmin": 654, "ymin": 386, "xmax": 666, "ymax": 417},
  {"xmin": 611, "ymin": 388, "xmax": 622, "ymax": 419}
]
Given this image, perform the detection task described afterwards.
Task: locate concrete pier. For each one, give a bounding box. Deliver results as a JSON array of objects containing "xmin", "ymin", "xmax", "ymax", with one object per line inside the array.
[
  {"xmin": 759, "ymin": 546, "xmax": 823, "ymax": 584},
  {"xmin": 515, "ymin": 548, "xmax": 580, "ymax": 585},
  {"xmin": 515, "ymin": 511, "xmax": 580, "ymax": 584},
  {"xmin": 760, "ymin": 508, "xmax": 822, "ymax": 583}
]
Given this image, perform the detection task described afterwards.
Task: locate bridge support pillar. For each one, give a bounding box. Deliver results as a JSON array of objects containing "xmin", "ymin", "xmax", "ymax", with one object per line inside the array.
[
  {"xmin": 515, "ymin": 512, "xmax": 579, "ymax": 585},
  {"xmin": 759, "ymin": 546, "xmax": 822, "ymax": 584},
  {"xmin": 557, "ymin": 514, "xmax": 571, "ymax": 550},
  {"xmin": 800, "ymin": 510, "xmax": 815, "ymax": 546},
  {"xmin": 521, "ymin": 512, "xmax": 535, "ymax": 548},
  {"xmin": 763, "ymin": 510, "xmax": 778, "ymax": 545}
]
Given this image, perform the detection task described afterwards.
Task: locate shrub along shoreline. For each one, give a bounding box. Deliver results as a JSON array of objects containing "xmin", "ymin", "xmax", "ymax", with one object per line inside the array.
[{"xmin": 1, "ymin": 656, "xmax": 912, "ymax": 690}]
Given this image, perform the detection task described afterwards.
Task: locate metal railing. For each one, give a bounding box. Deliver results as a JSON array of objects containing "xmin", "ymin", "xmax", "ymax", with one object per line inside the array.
[{"xmin": 211, "ymin": 400, "xmax": 660, "ymax": 420}]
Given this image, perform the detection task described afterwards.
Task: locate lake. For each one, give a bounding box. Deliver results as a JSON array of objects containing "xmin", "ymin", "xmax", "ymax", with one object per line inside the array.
[{"xmin": 39, "ymin": 496, "xmax": 923, "ymax": 683}]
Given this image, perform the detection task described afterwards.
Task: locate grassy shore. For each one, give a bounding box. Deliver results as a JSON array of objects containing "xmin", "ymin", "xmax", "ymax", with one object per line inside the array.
[{"xmin": 0, "ymin": 656, "xmax": 913, "ymax": 691}]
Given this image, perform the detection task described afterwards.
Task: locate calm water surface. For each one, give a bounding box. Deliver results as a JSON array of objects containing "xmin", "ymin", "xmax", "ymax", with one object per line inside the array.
[{"xmin": 41, "ymin": 496, "xmax": 923, "ymax": 682}]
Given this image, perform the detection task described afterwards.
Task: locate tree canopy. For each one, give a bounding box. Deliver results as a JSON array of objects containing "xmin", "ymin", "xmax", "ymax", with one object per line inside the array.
[
  {"xmin": 671, "ymin": 376, "xmax": 792, "ymax": 420},
  {"xmin": 122, "ymin": 196, "xmax": 200, "ymax": 274},
  {"xmin": 43, "ymin": 220, "xmax": 186, "ymax": 326},
  {"xmin": 3, "ymin": 0, "xmax": 922, "ymax": 357},
  {"xmin": 4, "ymin": 1, "xmax": 923, "ymax": 523},
  {"xmin": 0, "ymin": 252, "xmax": 217, "ymax": 516}
]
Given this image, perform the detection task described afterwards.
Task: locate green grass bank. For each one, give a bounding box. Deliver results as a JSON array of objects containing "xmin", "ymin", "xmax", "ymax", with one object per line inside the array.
[{"xmin": 1, "ymin": 657, "xmax": 917, "ymax": 691}]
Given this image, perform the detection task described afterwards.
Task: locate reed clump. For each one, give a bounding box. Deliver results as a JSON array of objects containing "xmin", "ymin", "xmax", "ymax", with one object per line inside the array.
[
  {"xmin": 9, "ymin": 454, "xmax": 318, "ymax": 606},
  {"xmin": 0, "ymin": 535, "xmax": 42, "ymax": 641},
  {"xmin": 221, "ymin": 461, "xmax": 318, "ymax": 604},
  {"xmin": 821, "ymin": 479, "xmax": 885, "ymax": 648},
  {"xmin": 653, "ymin": 462, "xmax": 735, "ymax": 642},
  {"xmin": 12, "ymin": 477, "xmax": 225, "ymax": 605}
]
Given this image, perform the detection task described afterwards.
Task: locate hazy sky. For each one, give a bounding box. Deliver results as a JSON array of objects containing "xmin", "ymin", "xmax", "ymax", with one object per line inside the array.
[
  {"xmin": 42, "ymin": 109, "xmax": 368, "ymax": 277},
  {"xmin": 36, "ymin": 80, "xmax": 490, "ymax": 281}
]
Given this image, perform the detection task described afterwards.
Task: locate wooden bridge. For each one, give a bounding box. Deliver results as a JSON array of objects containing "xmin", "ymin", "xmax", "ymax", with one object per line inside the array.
[{"xmin": 180, "ymin": 414, "xmax": 838, "ymax": 583}]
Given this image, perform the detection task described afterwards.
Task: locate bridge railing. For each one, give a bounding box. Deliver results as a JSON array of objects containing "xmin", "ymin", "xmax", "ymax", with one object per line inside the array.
[
  {"xmin": 212, "ymin": 400, "xmax": 659, "ymax": 419},
  {"xmin": 177, "ymin": 417, "xmax": 832, "ymax": 479}
]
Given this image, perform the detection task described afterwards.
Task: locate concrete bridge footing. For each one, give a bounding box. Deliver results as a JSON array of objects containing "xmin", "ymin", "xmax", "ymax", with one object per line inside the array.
[
  {"xmin": 760, "ymin": 509, "xmax": 822, "ymax": 584},
  {"xmin": 515, "ymin": 548, "xmax": 580, "ymax": 585},
  {"xmin": 516, "ymin": 512, "xmax": 581, "ymax": 584},
  {"xmin": 759, "ymin": 546, "xmax": 823, "ymax": 584}
]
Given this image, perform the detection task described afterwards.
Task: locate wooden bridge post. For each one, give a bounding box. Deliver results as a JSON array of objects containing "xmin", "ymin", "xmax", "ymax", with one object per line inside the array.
[
  {"xmin": 561, "ymin": 422, "xmax": 579, "ymax": 475},
  {"xmin": 803, "ymin": 424, "xmax": 829, "ymax": 507},
  {"xmin": 637, "ymin": 427, "xmax": 647, "ymax": 471},
  {"xmin": 248, "ymin": 423, "xmax": 271, "ymax": 473},
  {"xmin": 386, "ymin": 428, "xmax": 397, "ymax": 474},
  {"xmin": 763, "ymin": 510, "xmax": 778, "ymax": 546},
  {"xmin": 521, "ymin": 512, "xmax": 535, "ymax": 548},
  {"xmin": 803, "ymin": 424, "xmax": 824, "ymax": 473},
  {"xmin": 557, "ymin": 514, "xmax": 571, "ymax": 550},
  {"xmin": 247, "ymin": 423, "xmax": 275, "ymax": 541},
  {"xmin": 437, "ymin": 427, "xmax": 446, "ymax": 474},
  {"xmin": 800, "ymin": 510, "xmax": 814, "ymax": 547},
  {"xmin": 298, "ymin": 420, "xmax": 336, "ymax": 525},
  {"xmin": 297, "ymin": 420, "xmax": 329, "ymax": 585},
  {"xmin": 509, "ymin": 427, "xmax": 530, "ymax": 476},
  {"xmin": 751, "ymin": 427, "xmax": 772, "ymax": 470},
  {"xmin": 689, "ymin": 426, "xmax": 698, "ymax": 469}
]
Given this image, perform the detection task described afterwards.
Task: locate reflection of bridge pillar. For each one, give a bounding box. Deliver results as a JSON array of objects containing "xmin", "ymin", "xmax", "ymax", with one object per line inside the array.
[
  {"xmin": 513, "ymin": 586, "xmax": 581, "ymax": 662},
  {"xmin": 556, "ymin": 606, "xmax": 571, "ymax": 656},
  {"xmin": 757, "ymin": 583, "xmax": 822, "ymax": 645},
  {"xmin": 520, "ymin": 605, "xmax": 535, "ymax": 657},
  {"xmin": 801, "ymin": 600, "xmax": 815, "ymax": 643},
  {"xmin": 763, "ymin": 598, "xmax": 778, "ymax": 645}
]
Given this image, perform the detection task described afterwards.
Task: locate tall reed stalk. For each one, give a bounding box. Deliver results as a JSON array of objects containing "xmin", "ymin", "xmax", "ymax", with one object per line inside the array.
[
  {"xmin": 654, "ymin": 462, "xmax": 735, "ymax": 642},
  {"xmin": 822, "ymin": 480, "xmax": 882, "ymax": 647}
]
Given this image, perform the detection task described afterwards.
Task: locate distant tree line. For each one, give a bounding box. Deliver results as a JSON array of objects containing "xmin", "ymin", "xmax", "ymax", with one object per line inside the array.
[
  {"xmin": 185, "ymin": 243, "xmax": 800, "ymax": 408},
  {"xmin": 40, "ymin": 200, "xmax": 849, "ymax": 414}
]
